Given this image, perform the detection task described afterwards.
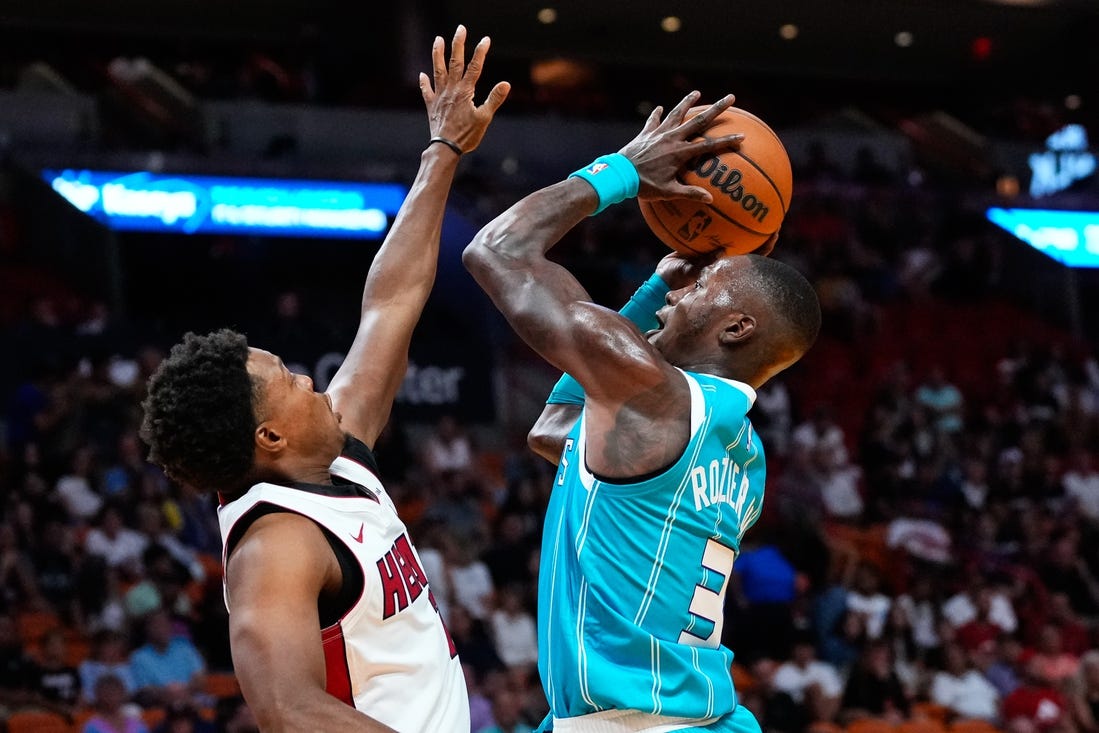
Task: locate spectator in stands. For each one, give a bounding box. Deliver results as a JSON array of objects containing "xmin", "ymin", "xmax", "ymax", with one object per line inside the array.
[
  {"xmin": 979, "ymin": 635, "xmax": 1026, "ymax": 698},
  {"xmin": 84, "ymin": 502, "xmax": 148, "ymax": 579},
  {"xmin": 792, "ymin": 404, "xmax": 849, "ymax": 469},
  {"xmin": 483, "ymin": 512, "xmax": 537, "ymax": 592},
  {"xmin": 846, "ymin": 561, "xmax": 892, "ymax": 640},
  {"xmin": 1063, "ymin": 450, "xmax": 1099, "ymax": 524},
  {"xmin": 133, "ymin": 503, "xmax": 205, "ymax": 585},
  {"xmin": 27, "ymin": 519, "xmax": 80, "ymax": 627},
  {"xmin": 771, "ymin": 632, "xmax": 844, "ymax": 726},
  {"xmin": 894, "ymin": 574, "xmax": 943, "ymax": 656},
  {"xmin": 129, "ymin": 609, "xmax": 206, "ymax": 707},
  {"xmin": 727, "ymin": 535, "xmax": 799, "ymax": 664},
  {"xmin": 152, "ymin": 701, "xmax": 216, "ymax": 733},
  {"xmin": 0, "ymin": 518, "xmax": 48, "ymax": 614},
  {"xmin": 124, "ymin": 543, "xmax": 193, "ymax": 621},
  {"xmin": 915, "ymin": 366, "xmax": 965, "ymax": 435},
  {"xmin": 83, "ymin": 673, "xmax": 149, "ymax": 733},
  {"xmin": 466, "ymin": 664, "xmax": 497, "ymax": 733},
  {"xmin": 448, "ymin": 603, "xmax": 504, "ymax": 680},
  {"xmin": 1042, "ymin": 593, "xmax": 1093, "ymax": 658},
  {"xmin": 1069, "ymin": 650, "xmax": 1099, "ymax": 733},
  {"xmin": 753, "ymin": 378, "xmax": 793, "ymax": 458},
  {"xmin": 80, "ymin": 629, "xmax": 136, "ymax": 705},
  {"xmin": 930, "ymin": 641, "xmax": 1001, "ymax": 722},
  {"xmin": 447, "ymin": 535, "xmax": 495, "ymax": 622},
  {"xmin": 31, "ymin": 627, "xmax": 81, "ymax": 713},
  {"xmin": 815, "ymin": 442, "xmax": 865, "ymax": 521},
  {"xmin": 479, "ymin": 687, "xmax": 535, "ymax": 733},
  {"xmin": 1002, "ymin": 655, "xmax": 1072, "ymax": 733},
  {"xmin": 213, "ymin": 696, "xmax": 259, "ymax": 733},
  {"xmin": 944, "ymin": 580, "xmax": 1018, "ymax": 644},
  {"xmin": 0, "ymin": 611, "xmax": 47, "ymax": 715},
  {"xmin": 423, "ymin": 414, "xmax": 475, "ymax": 478},
  {"xmin": 1030, "ymin": 625, "xmax": 1081, "ymax": 686},
  {"xmin": 840, "ymin": 641, "xmax": 911, "ymax": 724},
  {"xmin": 489, "ymin": 584, "xmax": 538, "ymax": 673},
  {"xmin": 1039, "ymin": 531, "xmax": 1099, "ymax": 618},
  {"xmin": 55, "ymin": 443, "xmax": 104, "ymax": 521}
]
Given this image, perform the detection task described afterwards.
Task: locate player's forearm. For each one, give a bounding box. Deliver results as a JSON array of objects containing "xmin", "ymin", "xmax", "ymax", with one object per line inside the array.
[
  {"xmin": 465, "ymin": 177, "xmax": 596, "ymax": 264},
  {"xmin": 360, "ymin": 145, "xmax": 460, "ymax": 312},
  {"xmin": 252, "ymin": 688, "xmax": 398, "ymax": 733}
]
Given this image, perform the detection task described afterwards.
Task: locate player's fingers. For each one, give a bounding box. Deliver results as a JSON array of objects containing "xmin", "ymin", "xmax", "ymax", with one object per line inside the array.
[
  {"xmin": 419, "ymin": 72, "xmax": 435, "ymax": 104},
  {"xmin": 464, "ymin": 36, "xmax": 490, "ymax": 85},
  {"xmin": 680, "ymin": 93, "xmax": 735, "ymax": 135},
  {"xmin": 662, "ymin": 91, "xmax": 702, "ymax": 129},
  {"xmin": 448, "ymin": 25, "xmax": 467, "ymax": 80},
  {"xmin": 752, "ymin": 231, "xmax": 780, "ymax": 256},
  {"xmin": 683, "ymin": 132, "xmax": 744, "ymax": 158},
  {"xmin": 480, "ymin": 80, "xmax": 511, "ymax": 114},
  {"xmin": 670, "ymin": 185, "xmax": 714, "ymax": 203},
  {"xmin": 641, "ymin": 105, "xmax": 664, "ymax": 132},
  {"xmin": 431, "ymin": 36, "xmax": 446, "ymax": 89}
]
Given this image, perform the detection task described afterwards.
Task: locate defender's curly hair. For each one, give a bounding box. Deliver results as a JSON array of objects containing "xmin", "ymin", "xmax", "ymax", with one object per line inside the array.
[{"xmin": 140, "ymin": 329, "xmax": 258, "ymax": 493}]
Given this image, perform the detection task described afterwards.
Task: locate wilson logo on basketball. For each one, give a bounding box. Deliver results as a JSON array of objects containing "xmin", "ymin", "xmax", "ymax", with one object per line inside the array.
[{"xmin": 688, "ymin": 155, "xmax": 771, "ymax": 223}]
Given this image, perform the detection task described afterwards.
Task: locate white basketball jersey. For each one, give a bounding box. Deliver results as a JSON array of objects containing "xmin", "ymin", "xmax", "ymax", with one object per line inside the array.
[{"xmin": 218, "ymin": 437, "xmax": 469, "ymax": 733}]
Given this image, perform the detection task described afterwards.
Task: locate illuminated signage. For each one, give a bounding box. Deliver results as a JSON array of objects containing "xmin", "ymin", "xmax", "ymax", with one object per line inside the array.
[
  {"xmin": 1028, "ymin": 124, "xmax": 1096, "ymax": 198},
  {"xmin": 43, "ymin": 169, "xmax": 408, "ymax": 239},
  {"xmin": 987, "ymin": 207, "xmax": 1099, "ymax": 268}
]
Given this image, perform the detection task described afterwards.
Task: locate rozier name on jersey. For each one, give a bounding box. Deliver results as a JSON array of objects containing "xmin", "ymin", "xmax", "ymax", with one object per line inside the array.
[{"xmin": 689, "ymin": 455, "xmax": 752, "ymax": 512}]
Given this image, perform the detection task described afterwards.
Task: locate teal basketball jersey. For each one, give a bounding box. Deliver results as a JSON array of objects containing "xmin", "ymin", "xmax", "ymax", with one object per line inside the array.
[{"xmin": 537, "ymin": 369, "xmax": 765, "ymax": 729}]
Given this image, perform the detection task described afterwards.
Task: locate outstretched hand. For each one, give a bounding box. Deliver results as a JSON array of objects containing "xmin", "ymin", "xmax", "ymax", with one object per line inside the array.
[
  {"xmin": 618, "ymin": 91, "xmax": 744, "ymax": 202},
  {"xmin": 419, "ymin": 25, "xmax": 511, "ymax": 155}
]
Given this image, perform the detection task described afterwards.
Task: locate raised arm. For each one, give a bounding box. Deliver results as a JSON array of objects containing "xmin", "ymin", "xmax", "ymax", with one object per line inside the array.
[
  {"xmin": 328, "ymin": 25, "xmax": 509, "ymax": 447},
  {"xmin": 527, "ymin": 252, "xmax": 715, "ymax": 464},
  {"xmin": 464, "ymin": 92, "xmax": 743, "ymax": 478}
]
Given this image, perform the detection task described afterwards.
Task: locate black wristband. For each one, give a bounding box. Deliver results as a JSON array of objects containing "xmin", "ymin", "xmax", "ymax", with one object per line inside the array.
[{"xmin": 428, "ymin": 136, "xmax": 463, "ymax": 157}]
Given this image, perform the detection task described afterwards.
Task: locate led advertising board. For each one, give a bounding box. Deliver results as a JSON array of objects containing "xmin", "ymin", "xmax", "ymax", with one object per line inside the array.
[
  {"xmin": 44, "ymin": 169, "xmax": 408, "ymax": 239},
  {"xmin": 987, "ymin": 207, "xmax": 1099, "ymax": 268}
]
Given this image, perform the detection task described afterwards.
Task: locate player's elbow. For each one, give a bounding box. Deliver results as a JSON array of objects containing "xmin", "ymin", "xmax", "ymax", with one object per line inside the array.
[{"xmin": 527, "ymin": 423, "xmax": 562, "ymax": 465}]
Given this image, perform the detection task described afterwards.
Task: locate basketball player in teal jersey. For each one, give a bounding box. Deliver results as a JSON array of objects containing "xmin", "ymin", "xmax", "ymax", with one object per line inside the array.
[{"xmin": 463, "ymin": 92, "xmax": 821, "ymax": 733}]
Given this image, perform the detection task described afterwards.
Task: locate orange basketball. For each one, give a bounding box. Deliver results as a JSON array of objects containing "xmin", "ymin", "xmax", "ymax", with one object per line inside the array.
[{"xmin": 638, "ymin": 105, "xmax": 792, "ymax": 256}]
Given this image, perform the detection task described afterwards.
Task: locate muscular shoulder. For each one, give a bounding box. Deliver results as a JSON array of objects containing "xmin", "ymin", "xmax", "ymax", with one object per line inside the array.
[{"xmin": 226, "ymin": 512, "xmax": 340, "ymax": 602}]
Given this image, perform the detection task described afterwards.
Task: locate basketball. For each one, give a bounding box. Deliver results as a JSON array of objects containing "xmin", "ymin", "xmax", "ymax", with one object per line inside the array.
[{"xmin": 638, "ymin": 105, "xmax": 792, "ymax": 257}]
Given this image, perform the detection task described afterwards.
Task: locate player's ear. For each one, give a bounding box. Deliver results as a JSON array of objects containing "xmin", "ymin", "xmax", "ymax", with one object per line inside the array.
[
  {"xmin": 719, "ymin": 313, "xmax": 756, "ymax": 345},
  {"xmin": 255, "ymin": 423, "xmax": 285, "ymax": 455}
]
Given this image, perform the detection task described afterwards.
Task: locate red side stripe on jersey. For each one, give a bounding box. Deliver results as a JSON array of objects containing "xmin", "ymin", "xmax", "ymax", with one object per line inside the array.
[{"xmin": 321, "ymin": 623, "xmax": 354, "ymax": 707}]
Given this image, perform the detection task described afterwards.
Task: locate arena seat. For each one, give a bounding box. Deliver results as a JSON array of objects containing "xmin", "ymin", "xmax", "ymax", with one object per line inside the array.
[
  {"xmin": 949, "ymin": 720, "xmax": 1002, "ymax": 733},
  {"xmin": 897, "ymin": 718, "xmax": 948, "ymax": 733},
  {"xmin": 5, "ymin": 710, "xmax": 70, "ymax": 733},
  {"xmin": 204, "ymin": 671, "xmax": 242, "ymax": 699},
  {"xmin": 846, "ymin": 718, "xmax": 898, "ymax": 733},
  {"xmin": 911, "ymin": 703, "xmax": 951, "ymax": 724}
]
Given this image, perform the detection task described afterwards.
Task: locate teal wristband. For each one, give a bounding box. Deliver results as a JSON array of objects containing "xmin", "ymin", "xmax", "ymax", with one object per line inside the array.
[
  {"xmin": 568, "ymin": 153, "xmax": 640, "ymax": 215},
  {"xmin": 620, "ymin": 272, "xmax": 671, "ymax": 333}
]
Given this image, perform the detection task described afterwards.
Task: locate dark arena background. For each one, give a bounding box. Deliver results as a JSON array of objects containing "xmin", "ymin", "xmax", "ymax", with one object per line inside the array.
[{"xmin": 2, "ymin": 1, "xmax": 1099, "ymax": 732}]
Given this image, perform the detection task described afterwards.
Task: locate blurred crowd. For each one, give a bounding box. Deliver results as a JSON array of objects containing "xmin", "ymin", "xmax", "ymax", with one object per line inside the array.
[{"xmin": 0, "ymin": 144, "xmax": 1098, "ymax": 733}]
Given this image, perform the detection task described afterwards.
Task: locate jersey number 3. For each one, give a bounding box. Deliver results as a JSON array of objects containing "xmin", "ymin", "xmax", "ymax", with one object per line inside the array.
[{"xmin": 677, "ymin": 539, "xmax": 736, "ymax": 648}]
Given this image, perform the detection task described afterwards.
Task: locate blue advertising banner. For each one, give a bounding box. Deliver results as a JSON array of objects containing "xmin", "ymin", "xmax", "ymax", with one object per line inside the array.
[
  {"xmin": 43, "ymin": 169, "xmax": 408, "ymax": 239},
  {"xmin": 987, "ymin": 207, "xmax": 1099, "ymax": 268}
]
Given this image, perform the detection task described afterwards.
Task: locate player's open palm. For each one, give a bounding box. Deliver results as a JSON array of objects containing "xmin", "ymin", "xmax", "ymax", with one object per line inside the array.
[
  {"xmin": 420, "ymin": 24, "xmax": 511, "ymax": 155},
  {"xmin": 619, "ymin": 91, "xmax": 744, "ymax": 202}
]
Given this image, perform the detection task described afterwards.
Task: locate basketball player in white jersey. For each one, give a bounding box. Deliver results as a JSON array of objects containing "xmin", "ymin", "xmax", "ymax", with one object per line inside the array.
[{"xmin": 139, "ymin": 26, "xmax": 509, "ymax": 732}]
